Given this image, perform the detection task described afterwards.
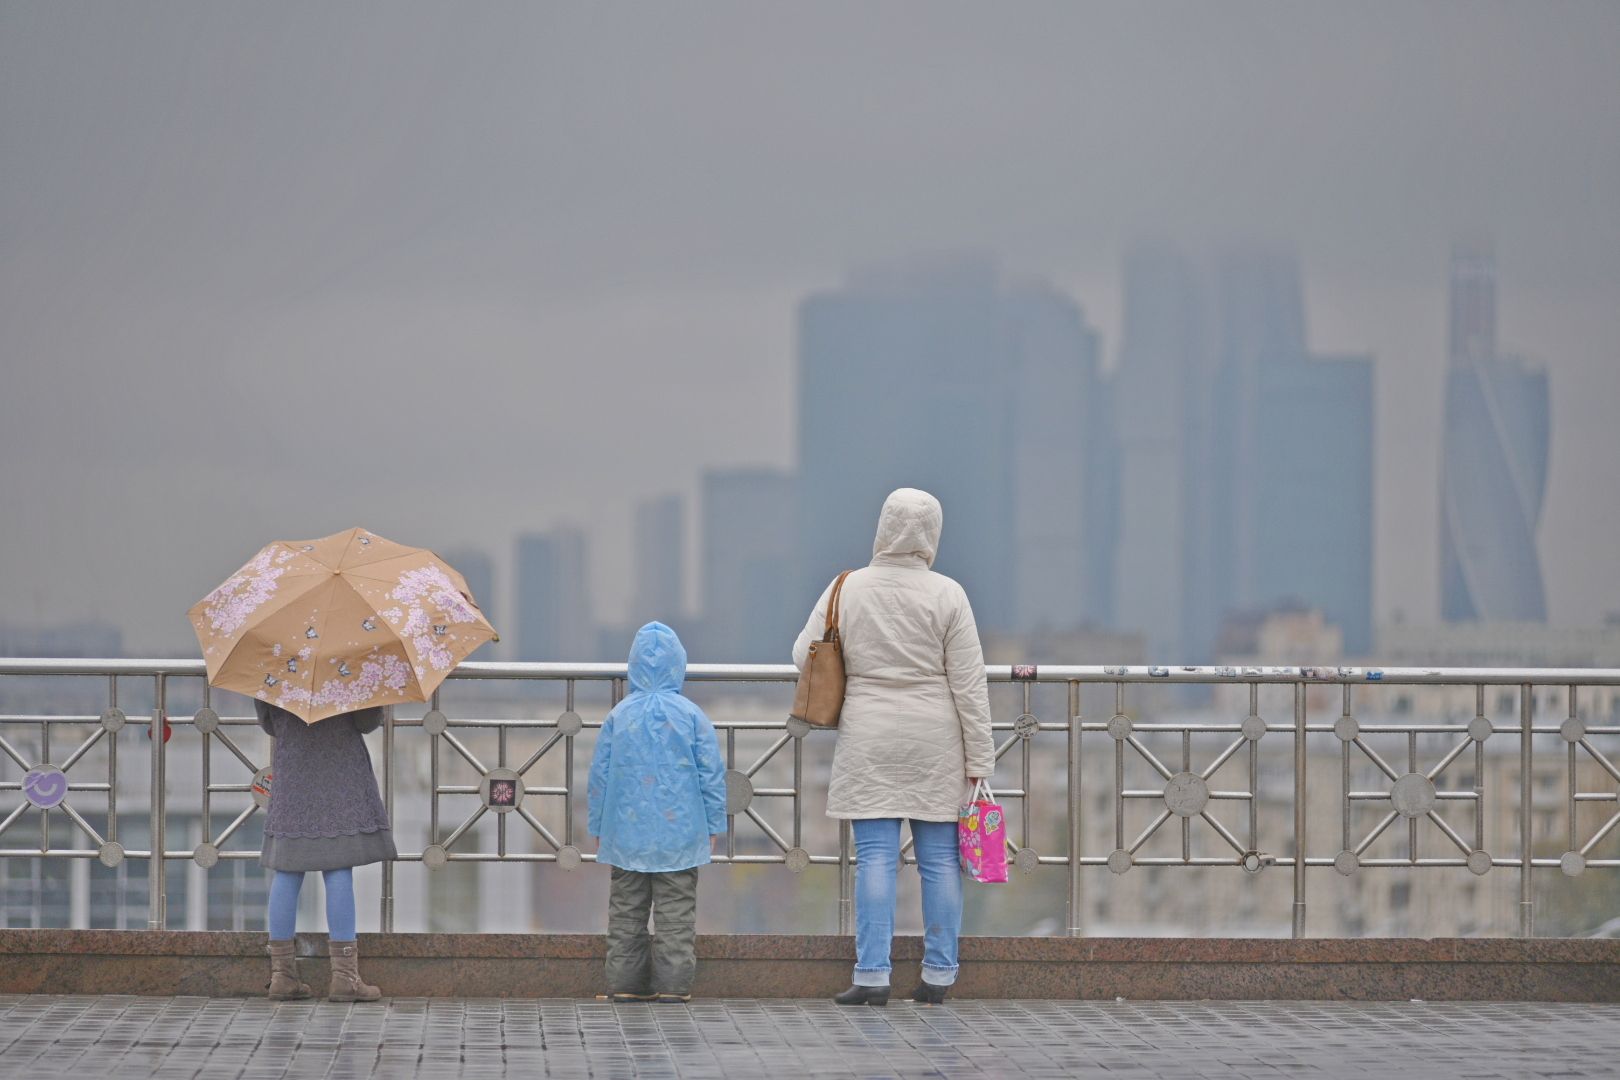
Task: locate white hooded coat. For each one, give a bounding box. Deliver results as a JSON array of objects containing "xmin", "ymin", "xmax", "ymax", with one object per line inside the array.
[{"xmin": 793, "ymin": 488, "xmax": 996, "ymax": 821}]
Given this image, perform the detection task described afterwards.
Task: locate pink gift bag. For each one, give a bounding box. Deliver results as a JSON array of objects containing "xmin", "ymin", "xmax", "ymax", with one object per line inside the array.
[{"xmin": 959, "ymin": 779, "xmax": 1009, "ymax": 883}]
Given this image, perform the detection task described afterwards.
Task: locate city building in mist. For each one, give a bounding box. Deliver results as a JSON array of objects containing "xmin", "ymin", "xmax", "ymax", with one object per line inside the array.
[
  {"xmin": 1440, "ymin": 245, "xmax": 1549, "ymax": 622},
  {"xmin": 1204, "ymin": 249, "xmax": 1312, "ymax": 656},
  {"xmin": 1006, "ymin": 285, "xmax": 1115, "ymax": 631},
  {"xmin": 797, "ymin": 256, "xmax": 1114, "ymax": 636},
  {"xmin": 630, "ymin": 494, "xmax": 686, "ymax": 626},
  {"xmin": 700, "ymin": 468, "xmax": 796, "ymax": 662},
  {"xmin": 1080, "ymin": 373, "xmax": 1121, "ymax": 631},
  {"xmin": 1243, "ymin": 354, "xmax": 1374, "ymax": 652},
  {"xmin": 439, "ymin": 547, "xmax": 497, "ymax": 659},
  {"xmin": 1379, "ymin": 617, "xmax": 1620, "ymax": 671},
  {"xmin": 1114, "ymin": 244, "xmax": 1375, "ymax": 659},
  {"xmin": 1113, "ymin": 242, "xmax": 1212, "ymax": 659},
  {"xmin": 797, "ymin": 259, "xmax": 1014, "ymax": 631},
  {"xmin": 514, "ymin": 528, "xmax": 592, "ymax": 661},
  {"xmin": 0, "ymin": 621, "xmax": 123, "ymax": 657}
]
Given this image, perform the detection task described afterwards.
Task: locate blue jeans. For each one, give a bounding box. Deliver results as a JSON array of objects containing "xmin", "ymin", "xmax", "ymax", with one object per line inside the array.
[
  {"xmin": 268, "ymin": 868, "xmax": 355, "ymax": 941},
  {"xmin": 851, "ymin": 818, "xmax": 962, "ymax": 987}
]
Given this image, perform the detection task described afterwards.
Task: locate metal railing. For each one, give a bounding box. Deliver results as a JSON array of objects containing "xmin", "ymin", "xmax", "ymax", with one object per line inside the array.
[{"xmin": 3, "ymin": 658, "xmax": 1619, "ymax": 938}]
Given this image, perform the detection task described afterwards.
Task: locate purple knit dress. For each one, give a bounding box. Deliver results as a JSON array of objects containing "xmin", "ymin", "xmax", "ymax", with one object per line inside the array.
[{"xmin": 255, "ymin": 700, "xmax": 397, "ymax": 872}]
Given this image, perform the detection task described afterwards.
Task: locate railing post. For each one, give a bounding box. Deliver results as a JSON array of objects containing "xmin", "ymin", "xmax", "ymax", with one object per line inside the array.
[
  {"xmin": 1520, "ymin": 682, "xmax": 1534, "ymax": 938},
  {"xmin": 838, "ymin": 819, "xmax": 853, "ymax": 935},
  {"xmin": 1067, "ymin": 680, "xmax": 1084, "ymax": 937},
  {"xmin": 381, "ymin": 704, "xmax": 395, "ymax": 933},
  {"xmin": 108, "ymin": 676, "xmax": 119, "ymax": 854},
  {"xmin": 1291, "ymin": 680, "xmax": 1307, "ymax": 939},
  {"xmin": 565, "ymin": 680, "xmax": 579, "ymax": 848},
  {"xmin": 147, "ymin": 674, "xmax": 167, "ymax": 929}
]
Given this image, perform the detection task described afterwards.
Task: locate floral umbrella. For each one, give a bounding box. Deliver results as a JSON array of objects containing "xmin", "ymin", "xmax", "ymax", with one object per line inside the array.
[{"xmin": 189, "ymin": 527, "xmax": 498, "ymax": 723}]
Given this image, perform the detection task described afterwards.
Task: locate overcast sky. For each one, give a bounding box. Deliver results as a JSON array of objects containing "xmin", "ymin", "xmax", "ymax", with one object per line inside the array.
[{"xmin": 2, "ymin": 1, "xmax": 1617, "ymax": 652}]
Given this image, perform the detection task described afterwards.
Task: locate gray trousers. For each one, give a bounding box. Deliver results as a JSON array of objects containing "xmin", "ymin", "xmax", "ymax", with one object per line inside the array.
[{"xmin": 605, "ymin": 866, "xmax": 700, "ymax": 995}]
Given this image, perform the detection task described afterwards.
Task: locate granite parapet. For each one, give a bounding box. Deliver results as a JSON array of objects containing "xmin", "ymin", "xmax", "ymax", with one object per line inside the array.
[{"xmin": 2, "ymin": 930, "xmax": 1616, "ymax": 1000}]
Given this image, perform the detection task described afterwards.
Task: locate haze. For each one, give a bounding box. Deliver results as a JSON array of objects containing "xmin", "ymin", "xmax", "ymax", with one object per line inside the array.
[{"xmin": 2, "ymin": 1, "xmax": 1617, "ymax": 652}]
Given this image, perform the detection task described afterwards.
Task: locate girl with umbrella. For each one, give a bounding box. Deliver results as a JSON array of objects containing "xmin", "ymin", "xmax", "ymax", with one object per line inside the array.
[
  {"xmin": 191, "ymin": 528, "xmax": 497, "ymax": 1000},
  {"xmin": 256, "ymin": 699, "xmax": 396, "ymax": 1001}
]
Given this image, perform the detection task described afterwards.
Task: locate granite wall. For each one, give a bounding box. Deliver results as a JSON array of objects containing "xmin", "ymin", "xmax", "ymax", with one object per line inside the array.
[{"xmin": 2, "ymin": 931, "xmax": 1617, "ymax": 1001}]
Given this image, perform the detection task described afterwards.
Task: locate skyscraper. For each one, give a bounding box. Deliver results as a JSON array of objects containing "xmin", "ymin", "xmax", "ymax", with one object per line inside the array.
[
  {"xmin": 439, "ymin": 547, "xmax": 498, "ymax": 658},
  {"xmin": 1080, "ymin": 370, "xmax": 1121, "ymax": 632},
  {"xmin": 796, "ymin": 257, "xmax": 1112, "ymax": 635},
  {"xmin": 1007, "ymin": 285, "xmax": 1109, "ymax": 630},
  {"xmin": 1114, "ymin": 243, "xmax": 1375, "ymax": 659},
  {"xmin": 1113, "ymin": 243, "xmax": 1208, "ymax": 658},
  {"xmin": 631, "ymin": 495, "xmax": 686, "ymax": 625},
  {"xmin": 1247, "ymin": 354, "xmax": 1375, "ymax": 654},
  {"xmin": 514, "ymin": 527, "xmax": 593, "ymax": 661},
  {"xmin": 699, "ymin": 468, "xmax": 796, "ymax": 662},
  {"xmin": 1205, "ymin": 248, "xmax": 1312, "ymax": 657},
  {"xmin": 1440, "ymin": 246, "xmax": 1549, "ymax": 622},
  {"xmin": 796, "ymin": 258, "xmax": 1016, "ymax": 631},
  {"xmin": 1448, "ymin": 244, "xmax": 1496, "ymax": 367}
]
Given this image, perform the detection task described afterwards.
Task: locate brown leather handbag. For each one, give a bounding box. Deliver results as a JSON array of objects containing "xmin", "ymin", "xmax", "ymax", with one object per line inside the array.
[{"xmin": 790, "ymin": 571, "xmax": 853, "ymax": 729}]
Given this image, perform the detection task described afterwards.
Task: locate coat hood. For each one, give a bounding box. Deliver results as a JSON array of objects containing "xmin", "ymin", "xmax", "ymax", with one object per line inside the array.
[
  {"xmin": 628, "ymin": 621, "xmax": 686, "ymax": 693},
  {"xmin": 871, "ymin": 488, "xmax": 942, "ymax": 569}
]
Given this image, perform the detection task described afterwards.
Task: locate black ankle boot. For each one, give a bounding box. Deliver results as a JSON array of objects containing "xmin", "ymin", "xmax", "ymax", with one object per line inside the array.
[
  {"xmin": 833, "ymin": 984, "xmax": 890, "ymax": 1006},
  {"xmin": 911, "ymin": 981, "xmax": 949, "ymax": 1005}
]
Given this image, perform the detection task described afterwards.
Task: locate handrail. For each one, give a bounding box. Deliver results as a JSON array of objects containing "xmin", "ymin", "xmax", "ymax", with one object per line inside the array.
[{"xmin": 3, "ymin": 657, "xmax": 1619, "ymax": 685}]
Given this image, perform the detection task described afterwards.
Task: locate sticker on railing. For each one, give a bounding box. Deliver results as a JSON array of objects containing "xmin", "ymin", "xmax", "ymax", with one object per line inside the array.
[
  {"xmin": 1012, "ymin": 664, "xmax": 1037, "ymax": 680},
  {"xmin": 251, "ymin": 768, "xmax": 273, "ymax": 808},
  {"xmin": 480, "ymin": 769, "xmax": 524, "ymax": 812},
  {"xmin": 22, "ymin": 765, "xmax": 68, "ymax": 809}
]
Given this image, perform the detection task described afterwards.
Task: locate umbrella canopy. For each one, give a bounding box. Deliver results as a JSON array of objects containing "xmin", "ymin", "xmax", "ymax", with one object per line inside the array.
[{"xmin": 189, "ymin": 527, "xmax": 498, "ymax": 723}]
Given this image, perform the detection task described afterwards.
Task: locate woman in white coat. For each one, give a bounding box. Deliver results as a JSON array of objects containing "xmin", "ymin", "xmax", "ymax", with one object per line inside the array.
[{"xmin": 793, "ymin": 487, "xmax": 995, "ymax": 1006}]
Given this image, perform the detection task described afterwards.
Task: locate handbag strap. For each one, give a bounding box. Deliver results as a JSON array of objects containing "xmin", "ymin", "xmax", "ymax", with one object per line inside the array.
[{"xmin": 823, "ymin": 571, "xmax": 853, "ymax": 642}]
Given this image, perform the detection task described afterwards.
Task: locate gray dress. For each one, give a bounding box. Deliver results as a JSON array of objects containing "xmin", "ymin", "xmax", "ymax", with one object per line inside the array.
[{"xmin": 256, "ymin": 701, "xmax": 398, "ymax": 872}]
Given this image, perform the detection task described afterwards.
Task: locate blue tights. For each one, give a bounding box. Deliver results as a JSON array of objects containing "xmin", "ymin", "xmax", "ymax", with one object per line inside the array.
[{"xmin": 268, "ymin": 868, "xmax": 356, "ymax": 941}]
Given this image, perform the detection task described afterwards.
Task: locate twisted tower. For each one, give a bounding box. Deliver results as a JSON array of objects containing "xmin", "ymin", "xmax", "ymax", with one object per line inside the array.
[{"xmin": 1440, "ymin": 246, "xmax": 1549, "ymax": 621}]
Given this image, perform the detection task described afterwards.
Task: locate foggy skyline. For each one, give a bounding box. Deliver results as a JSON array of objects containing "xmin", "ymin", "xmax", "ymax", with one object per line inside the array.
[{"xmin": 2, "ymin": 2, "xmax": 1618, "ymax": 652}]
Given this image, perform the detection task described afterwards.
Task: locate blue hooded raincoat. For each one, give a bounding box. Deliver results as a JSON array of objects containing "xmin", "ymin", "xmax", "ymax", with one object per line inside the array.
[{"xmin": 588, "ymin": 622, "xmax": 727, "ymax": 873}]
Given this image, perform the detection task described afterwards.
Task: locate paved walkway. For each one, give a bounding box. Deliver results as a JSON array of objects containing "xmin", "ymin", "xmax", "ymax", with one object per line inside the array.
[{"xmin": 2, "ymin": 995, "xmax": 1618, "ymax": 1078}]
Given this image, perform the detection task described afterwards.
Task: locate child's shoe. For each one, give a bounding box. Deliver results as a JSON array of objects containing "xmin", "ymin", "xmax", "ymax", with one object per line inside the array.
[
  {"xmin": 266, "ymin": 939, "xmax": 312, "ymax": 1000},
  {"xmin": 654, "ymin": 992, "xmax": 691, "ymax": 1004},
  {"xmin": 327, "ymin": 941, "xmax": 381, "ymax": 1002}
]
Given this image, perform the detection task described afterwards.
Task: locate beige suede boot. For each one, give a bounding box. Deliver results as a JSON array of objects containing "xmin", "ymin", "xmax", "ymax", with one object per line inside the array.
[
  {"xmin": 267, "ymin": 939, "xmax": 312, "ymax": 1000},
  {"xmin": 327, "ymin": 940, "xmax": 381, "ymax": 1002}
]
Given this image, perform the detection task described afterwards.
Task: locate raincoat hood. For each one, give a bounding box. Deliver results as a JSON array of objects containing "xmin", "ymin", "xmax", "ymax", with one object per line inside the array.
[
  {"xmin": 871, "ymin": 488, "xmax": 943, "ymax": 569},
  {"xmin": 628, "ymin": 621, "xmax": 686, "ymax": 693}
]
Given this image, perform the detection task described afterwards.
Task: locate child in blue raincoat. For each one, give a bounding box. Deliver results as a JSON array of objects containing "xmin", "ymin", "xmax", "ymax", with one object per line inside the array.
[{"xmin": 587, "ymin": 621, "xmax": 727, "ymax": 1003}]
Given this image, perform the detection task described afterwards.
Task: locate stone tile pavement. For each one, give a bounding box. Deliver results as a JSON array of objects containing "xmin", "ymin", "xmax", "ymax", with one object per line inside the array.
[{"xmin": 2, "ymin": 994, "xmax": 1618, "ymax": 1079}]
